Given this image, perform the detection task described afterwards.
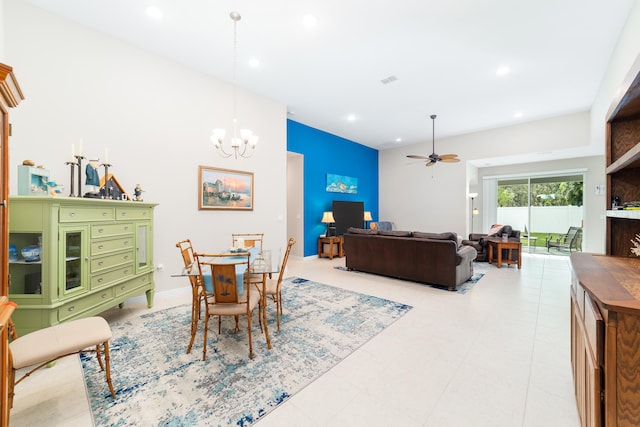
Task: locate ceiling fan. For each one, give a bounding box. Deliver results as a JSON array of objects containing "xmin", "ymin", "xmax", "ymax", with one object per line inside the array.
[{"xmin": 407, "ymin": 114, "xmax": 460, "ymax": 166}]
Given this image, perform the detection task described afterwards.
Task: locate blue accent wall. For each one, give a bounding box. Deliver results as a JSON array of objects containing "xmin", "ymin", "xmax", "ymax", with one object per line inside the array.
[{"xmin": 287, "ymin": 120, "xmax": 379, "ymax": 256}]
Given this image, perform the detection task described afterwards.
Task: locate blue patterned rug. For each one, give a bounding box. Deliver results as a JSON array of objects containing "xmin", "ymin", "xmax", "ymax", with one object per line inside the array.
[{"xmin": 81, "ymin": 277, "xmax": 412, "ymax": 426}]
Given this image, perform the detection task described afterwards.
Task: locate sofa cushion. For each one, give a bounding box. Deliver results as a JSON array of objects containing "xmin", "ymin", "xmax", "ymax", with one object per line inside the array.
[
  {"xmin": 347, "ymin": 227, "xmax": 378, "ymax": 235},
  {"xmin": 412, "ymin": 231, "xmax": 458, "ymax": 242},
  {"xmin": 487, "ymin": 224, "xmax": 504, "ymax": 236},
  {"xmin": 378, "ymin": 230, "xmax": 412, "ymax": 237}
]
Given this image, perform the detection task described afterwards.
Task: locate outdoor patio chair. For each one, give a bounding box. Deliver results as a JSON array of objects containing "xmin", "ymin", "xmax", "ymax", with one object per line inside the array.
[{"xmin": 546, "ymin": 226, "xmax": 582, "ymax": 252}]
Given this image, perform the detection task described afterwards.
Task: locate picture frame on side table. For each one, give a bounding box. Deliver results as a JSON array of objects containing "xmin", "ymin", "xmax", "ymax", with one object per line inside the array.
[{"xmin": 198, "ymin": 165, "xmax": 254, "ymax": 210}]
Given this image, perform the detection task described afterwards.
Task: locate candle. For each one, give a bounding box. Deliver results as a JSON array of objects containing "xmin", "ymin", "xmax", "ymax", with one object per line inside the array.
[
  {"xmin": 105, "ymin": 148, "xmax": 108, "ymax": 163},
  {"xmin": 78, "ymin": 138, "xmax": 83, "ymax": 156}
]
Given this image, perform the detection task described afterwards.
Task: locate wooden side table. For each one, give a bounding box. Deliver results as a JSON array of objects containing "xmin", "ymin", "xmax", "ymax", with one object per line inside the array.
[
  {"xmin": 318, "ymin": 235, "xmax": 344, "ymax": 260},
  {"xmin": 488, "ymin": 239, "xmax": 522, "ymax": 268}
]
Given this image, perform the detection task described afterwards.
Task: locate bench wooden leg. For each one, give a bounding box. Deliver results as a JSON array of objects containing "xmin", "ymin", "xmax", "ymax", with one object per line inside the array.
[{"xmin": 102, "ymin": 341, "xmax": 116, "ymax": 399}]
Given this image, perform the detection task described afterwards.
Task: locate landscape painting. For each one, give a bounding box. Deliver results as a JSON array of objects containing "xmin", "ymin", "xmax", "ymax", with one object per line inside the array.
[{"xmin": 198, "ymin": 165, "xmax": 254, "ymax": 210}]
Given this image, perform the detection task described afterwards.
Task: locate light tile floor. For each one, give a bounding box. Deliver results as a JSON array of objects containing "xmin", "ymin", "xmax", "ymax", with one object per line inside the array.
[{"xmin": 9, "ymin": 253, "xmax": 580, "ymax": 427}]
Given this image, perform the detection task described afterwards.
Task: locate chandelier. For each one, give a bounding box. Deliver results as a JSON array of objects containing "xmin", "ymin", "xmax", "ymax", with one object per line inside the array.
[{"xmin": 210, "ymin": 11, "xmax": 258, "ymax": 159}]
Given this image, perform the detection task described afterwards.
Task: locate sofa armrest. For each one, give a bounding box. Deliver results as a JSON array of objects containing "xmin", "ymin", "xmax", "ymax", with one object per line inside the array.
[
  {"xmin": 456, "ymin": 245, "xmax": 478, "ymax": 265},
  {"xmin": 468, "ymin": 233, "xmax": 488, "ymax": 241}
]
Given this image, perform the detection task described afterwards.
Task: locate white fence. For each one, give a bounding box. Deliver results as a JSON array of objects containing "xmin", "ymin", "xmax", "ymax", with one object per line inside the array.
[{"xmin": 497, "ymin": 206, "xmax": 583, "ymax": 234}]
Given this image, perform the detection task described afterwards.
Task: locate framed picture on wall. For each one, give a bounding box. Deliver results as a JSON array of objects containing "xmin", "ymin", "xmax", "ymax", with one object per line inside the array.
[
  {"xmin": 326, "ymin": 173, "xmax": 358, "ymax": 194},
  {"xmin": 198, "ymin": 165, "xmax": 254, "ymax": 210}
]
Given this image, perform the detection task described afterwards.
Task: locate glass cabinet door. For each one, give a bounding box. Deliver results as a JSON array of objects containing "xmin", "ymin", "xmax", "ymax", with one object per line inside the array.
[
  {"xmin": 60, "ymin": 227, "xmax": 87, "ymax": 297},
  {"xmin": 136, "ymin": 222, "xmax": 150, "ymax": 272},
  {"xmin": 8, "ymin": 232, "xmax": 42, "ymax": 295}
]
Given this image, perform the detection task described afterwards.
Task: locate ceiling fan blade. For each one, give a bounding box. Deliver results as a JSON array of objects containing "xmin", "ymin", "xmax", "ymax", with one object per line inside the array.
[
  {"xmin": 440, "ymin": 157, "xmax": 460, "ymax": 163},
  {"xmin": 438, "ymin": 154, "xmax": 458, "ymax": 159},
  {"xmin": 425, "ymin": 161, "xmax": 435, "ymax": 167},
  {"xmin": 407, "ymin": 154, "xmax": 429, "ymax": 159}
]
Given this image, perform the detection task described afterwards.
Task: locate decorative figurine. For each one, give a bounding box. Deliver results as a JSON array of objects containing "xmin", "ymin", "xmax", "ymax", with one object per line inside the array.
[{"xmin": 134, "ymin": 184, "xmax": 144, "ymax": 201}]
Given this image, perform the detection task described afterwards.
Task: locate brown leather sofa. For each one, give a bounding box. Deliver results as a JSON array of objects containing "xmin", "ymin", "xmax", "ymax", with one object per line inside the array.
[
  {"xmin": 343, "ymin": 228, "xmax": 477, "ymax": 291},
  {"xmin": 461, "ymin": 225, "xmax": 520, "ymax": 262}
]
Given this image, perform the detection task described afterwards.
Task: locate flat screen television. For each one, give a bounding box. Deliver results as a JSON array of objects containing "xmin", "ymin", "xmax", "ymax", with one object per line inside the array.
[{"xmin": 332, "ymin": 200, "xmax": 364, "ymax": 235}]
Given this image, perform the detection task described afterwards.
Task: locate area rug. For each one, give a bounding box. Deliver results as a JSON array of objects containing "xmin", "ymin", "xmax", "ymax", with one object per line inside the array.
[
  {"xmin": 81, "ymin": 277, "xmax": 412, "ymax": 426},
  {"xmin": 334, "ymin": 266, "xmax": 485, "ymax": 294}
]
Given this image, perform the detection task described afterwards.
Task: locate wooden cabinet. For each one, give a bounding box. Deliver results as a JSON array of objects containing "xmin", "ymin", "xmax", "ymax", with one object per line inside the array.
[
  {"xmin": 605, "ymin": 65, "xmax": 640, "ymax": 255},
  {"xmin": 8, "ymin": 196, "xmax": 157, "ymax": 335},
  {"xmin": 571, "ymin": 253, "xmax": 640, "ymax": 427},
  {"xmin": 0, "ymin": 63, "xmax": 24, "ymax": 427}
]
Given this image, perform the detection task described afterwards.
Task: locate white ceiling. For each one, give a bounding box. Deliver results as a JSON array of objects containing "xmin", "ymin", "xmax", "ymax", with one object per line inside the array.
[{"xmin": 24, "ymin": 0, "xmax": 637, "ymax": 154}]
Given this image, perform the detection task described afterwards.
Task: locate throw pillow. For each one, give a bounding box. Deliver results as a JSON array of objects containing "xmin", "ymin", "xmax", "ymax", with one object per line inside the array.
[
  {"xmin": 412, "ymin": 231, "xmax": 458, "ymax": 242},
  {"xmin": 346, "ymin": 227, "xmax": 378, "ymax": 235},
  {"xmin": 378, "ymin": 230, "xmax": 412, "ymax": 237},
  {"xmin": 487, "ymin": 224, "xmax": 504, "ymax": 236}
]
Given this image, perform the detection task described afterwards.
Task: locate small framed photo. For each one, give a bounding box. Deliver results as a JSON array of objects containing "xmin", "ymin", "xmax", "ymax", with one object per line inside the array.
[{"xmin": 198, "ymin": 165, "xmax": 254, "ymax": 210}]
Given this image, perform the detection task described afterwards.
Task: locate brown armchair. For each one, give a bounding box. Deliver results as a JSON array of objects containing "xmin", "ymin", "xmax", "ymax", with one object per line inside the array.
[{"xmin": 461, "ymin": 225, "xmax": 521, "ymax": 262}]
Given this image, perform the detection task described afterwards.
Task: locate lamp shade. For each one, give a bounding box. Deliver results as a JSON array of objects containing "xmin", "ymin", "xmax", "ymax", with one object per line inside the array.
[
  {"xmin": 472, "ymin": 208, "xmax": 480, "ymax": 215},
  {"xmin": 469, "ymin": 192, "xmax": 478, "ymax": 198},
  {"xmin": 363, "ymin": 211, "xmax": 373, "ymax": 221},
  {"xmin": 321, "ymin": 211, "xmax": 335, "ymax": 223}
]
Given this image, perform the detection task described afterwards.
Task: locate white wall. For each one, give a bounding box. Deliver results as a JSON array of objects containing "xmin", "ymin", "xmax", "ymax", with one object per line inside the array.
[
  {"xmin": 379, "ymin": 111, "xmax": 593, "ymax": 242},
  {"xmin": 4, "ymin": 1, "xmax": 288, "ymax": 292},
  {"xmin": 591, "ymin": 1, "xmax": 640, "ymax": 147}
]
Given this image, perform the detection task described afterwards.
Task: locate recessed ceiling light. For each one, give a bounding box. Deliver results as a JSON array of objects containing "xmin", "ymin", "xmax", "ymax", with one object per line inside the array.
[
  {"xmin": 303, "ymin": 15, "xmax": 317, "ymax": 27},
  {"xmin": 395, "ymin": 138, "xmax": 402, "ymax": 143},
  {"xmin": 514, "ymin": 112, "xmax": 523, "ymax": 118},
  {"xmin": 145, "ymin": 6, "xmax": 163, "ymax": 20},
  {"xmin": 496, "ymin": 66, "xmax": 511, "ymax": 76},
  {"xmin": 346, "ymin": 114, "xmax": 356, "ymax": 122},
  {"xmin": 248, "ymin": 58, "xmax": 260, "ymax": 68}
]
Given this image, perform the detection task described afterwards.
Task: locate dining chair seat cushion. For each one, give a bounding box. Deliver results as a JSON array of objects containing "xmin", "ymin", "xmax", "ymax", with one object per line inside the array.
[
  {"xmin": 207, "ymin": 291, "xmax": 261, "ymax": 316},
  {"xmin": 264, "ymin": 278, "xmax": 278, "ymax": 295},
  {"xmin": 10, "ymin": 316, "xmax": 112, "ymax": 370}
]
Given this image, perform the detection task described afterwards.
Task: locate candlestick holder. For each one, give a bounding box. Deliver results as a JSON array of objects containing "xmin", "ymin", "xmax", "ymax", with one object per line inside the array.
[
  {"xmin": 100, "ymin": 162, "xmax": 112, "ymax": 199},
  {"xmin": 65, "ymin": 161, "xmax": 77, "ymax": 197},
  {"xmin": 74, "ymin": 155, "xmax": 85, "ymax": 197}
]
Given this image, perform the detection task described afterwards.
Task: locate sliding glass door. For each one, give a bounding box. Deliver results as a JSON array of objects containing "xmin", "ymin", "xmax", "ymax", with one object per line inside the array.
[{"xmin": 495, "ymin": 173, "xmax": 583, "ymax": 252}]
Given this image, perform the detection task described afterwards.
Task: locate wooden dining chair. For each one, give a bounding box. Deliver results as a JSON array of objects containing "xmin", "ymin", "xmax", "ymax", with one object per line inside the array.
[
  {"xmin": 232, "ymin": 233, "xmax": 264, "ymax": 250},
  {"xmin": 176, "ymin": 239, "xmax": 204, "ymax": 354},
  {"xmin": 195, "ymin": 252, "xmax": 261, "ymax": 360},
  {"xmin": 233, "ymin": 233, "xmax": 268, "ymax": 287},
  {"xmin": 262, "ymin": 238, "xmax": 295, "ymax": 331}
]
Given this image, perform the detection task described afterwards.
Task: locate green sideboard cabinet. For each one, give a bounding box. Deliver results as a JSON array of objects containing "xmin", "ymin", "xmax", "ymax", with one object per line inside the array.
[{"xmin": 7, "ymin": 196, "xmax": 157, "ymax": 335}]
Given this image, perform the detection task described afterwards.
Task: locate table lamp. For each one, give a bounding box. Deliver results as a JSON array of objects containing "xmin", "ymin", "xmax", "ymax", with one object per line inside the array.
[
  {"xmin": 363, "ymin": 211, "xmax": 372, "ymax": 229},
  {"xmin": 321, "ymin": 211, "xmax": 335, "ymax": 236}
]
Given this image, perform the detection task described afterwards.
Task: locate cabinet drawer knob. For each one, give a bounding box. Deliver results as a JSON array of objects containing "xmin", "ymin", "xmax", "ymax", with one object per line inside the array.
[
  {"xmin": 68, "ymin": 306, "xmax": 75, "ymax": 312},
  {"xmin": 102, "ymin": 212, "xmax": 107, "ymax": 216},
  {"xmin": 98, "ymin": 228, "xmax": 104, "ymax": 233},
  {"xmin": 124, "ymin": 240, "xmax": 129, "ymax": 246},
  {"xmin": 124, "ymin": 269, "xmax": 129, "ymax": 274},
  {"xmin": 121, "ymin": 285, "xmax": 126, "ymax": 290},
  {"xmin": 123, "ymin": 255, "xmax": 129, "ymax": 260},
  {"xmin": 124, "ymin": 226, "xmax": 129, "ymax": 231},
  {"xmin": 98, "ymin": 278, "xmax": 103, "ymax": 283},
  {"xmin": 69, "ymin": 212, "xmax": 76, "ymax": 217},
  {"xmin": 98, "ymin": 245, "xmax": 104, "ymax": 250},
  {"xmin": 101, "ymin": 293, "xmax": 108, "ymax": 299},
  {"xmin": 98, "ymin": 261, "xmax": 104, "ymax": 266}
]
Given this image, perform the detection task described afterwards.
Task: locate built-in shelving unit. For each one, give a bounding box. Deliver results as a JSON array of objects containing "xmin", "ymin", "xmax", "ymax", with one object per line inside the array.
[{"xmin": 606, "ymin": 62, "xmax": 640, "ymax": 256}]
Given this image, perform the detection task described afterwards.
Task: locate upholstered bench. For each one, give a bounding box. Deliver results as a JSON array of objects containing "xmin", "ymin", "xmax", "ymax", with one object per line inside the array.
[{"xmin": 8, "ymin": 316, "xmax": 116, "ymax": 408}]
